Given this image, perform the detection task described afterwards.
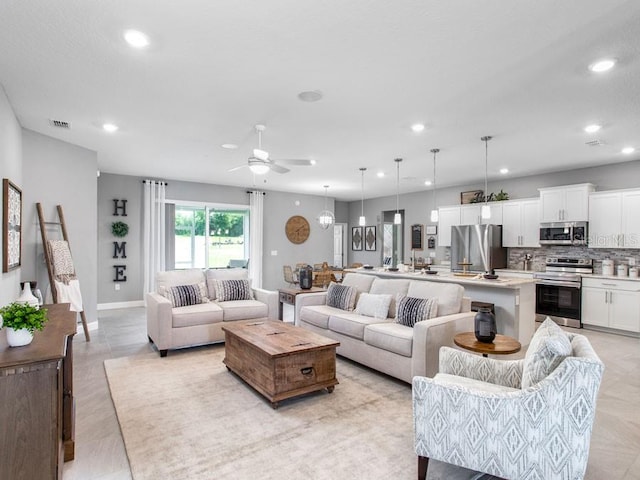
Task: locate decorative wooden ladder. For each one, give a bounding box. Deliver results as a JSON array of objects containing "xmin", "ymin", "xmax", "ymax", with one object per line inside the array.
[{"xmin": 36, "ymin": 203, "xmax": 90, "ymax": 341}]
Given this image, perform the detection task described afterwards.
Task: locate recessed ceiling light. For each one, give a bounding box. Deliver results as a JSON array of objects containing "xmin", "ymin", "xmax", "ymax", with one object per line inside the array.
[
  {"xmin": 377, "ymin": 172, "xmax": 385, "ymax": 178},
  {"xmin": 124, "ymin": 29, "xmax": 150, "ymax": 48},
  {"xmin": 589, "ymin": 58, "xmax": 616, "ymax": 73},
  {"xmin": 424, "ymin": 180, "xmax": 432, "ymax": 186},
  {"xmin": 221, "ymin": 143, "xmax": 238, "ymax": 149},
  {"xmin": 499, "ymin": 168, "xmax": 509, "ymax": 175},
  {"xmin": 310, "ymin": 159, "xmax": 317, "ymax": 166},
  {"xmin": 622, "ymin": 147, "xmax": 635, "ymax": 154},
  {"xmin": 411, "ymin": 123, "xmax": 425, "ymax": 133},
  {"xmin": 584, "ymin": 124, "xmax": 601, "ymax": 133},
  {"xmin": 298, "ymin": 90, "xmax": 323, "ymax": 102},
  {"xmin": 103, "ymin": 123, "xmax": 119, "ymax": 133}
]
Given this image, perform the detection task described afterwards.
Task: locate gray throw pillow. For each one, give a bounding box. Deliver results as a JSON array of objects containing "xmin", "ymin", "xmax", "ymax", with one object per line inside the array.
[
  {"xmin": 521, "ymin": 317, "xmax": 572, "ymax": 389},
  {"xmin": 326, "ymin": 282, "xmax": 357, "ymax": 311},
  {"xmin": 395, "ymin": 294, "xmax": 438, "ymax": 327},
  {"xmin": 161, "ymin": 283, "xmax": 209, "ymax": 308}
]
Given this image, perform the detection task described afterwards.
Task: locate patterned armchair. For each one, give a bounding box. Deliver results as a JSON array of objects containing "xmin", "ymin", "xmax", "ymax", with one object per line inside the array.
[{"xmin": 413, "ymin": 327, "xmax": 604, "ymax": 480}]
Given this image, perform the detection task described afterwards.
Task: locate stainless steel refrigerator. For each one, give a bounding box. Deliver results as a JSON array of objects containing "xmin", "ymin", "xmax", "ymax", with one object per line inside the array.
[{"xmin": 450, "ymin": 224, "xmax": 507, "ymax": 273}]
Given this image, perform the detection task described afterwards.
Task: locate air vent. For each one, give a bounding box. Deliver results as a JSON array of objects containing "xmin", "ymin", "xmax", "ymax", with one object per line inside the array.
[
  {"xmin": 585, "ymin": 139, "xmax": 604, "ymax": 147},
  {"xmin": 48, "ymin": 119, "xmax": 71, "ymax": 129}
]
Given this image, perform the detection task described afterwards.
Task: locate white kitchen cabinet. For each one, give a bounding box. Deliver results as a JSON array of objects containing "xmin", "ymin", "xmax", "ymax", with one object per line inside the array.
[
  {"xmin": 437, "ymin": 206, "xmax": 460, "ymax": 247},
  {"xmin": 460, "ymin": 203, "xmax": 503, "ymax": 225},
  {"xmin": 501, "ymin": 199, "xmax": 540, "ymax": 247},
  {"xmin": 582, "ymin": 277, "xmax": 640, "ymax": 333},
  {"xmin": 588, "ymin": 189, "xmax": 640, "ymax": 248},
  {"xmin": 539, "ymin": 183, "xmax": 594, "ymax": 222}
]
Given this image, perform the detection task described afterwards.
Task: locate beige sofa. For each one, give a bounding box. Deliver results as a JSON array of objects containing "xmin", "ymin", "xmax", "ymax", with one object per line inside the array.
[
  {"xmin": 146, "ymin": 268, "xmax": 278, "ymax": 356},
  {"xmin": 295, "ymin": 273, "xmax": 474, "ymax": 383}
]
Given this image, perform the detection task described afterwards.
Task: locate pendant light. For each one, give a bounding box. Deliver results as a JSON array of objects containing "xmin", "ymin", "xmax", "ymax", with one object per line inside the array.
[
  {"xmin": 316, "ymin": 185, "xmax": 335, "ymax": 229},
  {"xmin": 430, "ymin": 148, "xmax": 440, "ymax": 222},
  {"xmin": 481, "ymin": 136, "xmax": 492, "ymax": 220},
  {"xmin": 394, "ymin": 158, "xmax": 402, "ymax": 224},
  {"xmin": 359, "ymin": 168, "xmax": 367, "ymax": 226}
]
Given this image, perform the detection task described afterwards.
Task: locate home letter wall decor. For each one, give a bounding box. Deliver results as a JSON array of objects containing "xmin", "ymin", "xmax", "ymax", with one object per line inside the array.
[
  {"xmin": 113, "ymin": 241, "xmax": 127, "ymax": 259},
  {"xmin": 113, "ymin": 198, "xmax": 128, "ymax": 216},
  {"xmin": 113, "ymin": 265, "xmax": 127, "ymax": 282}
]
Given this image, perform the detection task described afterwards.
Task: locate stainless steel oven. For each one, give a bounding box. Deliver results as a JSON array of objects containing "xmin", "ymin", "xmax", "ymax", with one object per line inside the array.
[{"xmin": 534, "ymin": 257, "xmax": 592, "ymax": 328}]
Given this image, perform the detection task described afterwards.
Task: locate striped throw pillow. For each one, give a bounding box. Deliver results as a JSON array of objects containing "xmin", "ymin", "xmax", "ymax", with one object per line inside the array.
[
  {"xmin": 395, "ymin": 295, "xmax": 438, "ymax": 327},
  {"xmin": 326, "ymin": 282, "xmax": 357, "ymax": 311},
  {"xmin": 214, "ymin": 279, "xmax": 253, "ymax": 302},
  {"xmin": 162, "ymin": 283, "xmax": 209, "ymax": 308}
]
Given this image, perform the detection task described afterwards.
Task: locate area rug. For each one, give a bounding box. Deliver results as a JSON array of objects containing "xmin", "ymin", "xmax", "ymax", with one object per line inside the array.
[{"xmin": 105, "ymin": 345, "xmax": 499, "ymax": 480}]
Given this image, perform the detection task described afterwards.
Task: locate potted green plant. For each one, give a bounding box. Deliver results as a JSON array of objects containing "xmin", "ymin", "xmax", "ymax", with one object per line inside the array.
[{"xmin": 0, "ymin": 302, "xmax": 48, "ymax": 347}]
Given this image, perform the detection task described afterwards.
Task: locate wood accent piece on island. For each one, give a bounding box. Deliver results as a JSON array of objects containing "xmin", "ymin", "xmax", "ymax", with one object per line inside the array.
[
  {"xmin": 222, "ymin": 320, "xmax": 339, "ymax": 408},
  {"xmin": 0, "ymin": 303, "xmax": 76, "ymax": 480},
  {"xmin": 454, "ymin": 332, "xmax": 522, "ymax": 358}
]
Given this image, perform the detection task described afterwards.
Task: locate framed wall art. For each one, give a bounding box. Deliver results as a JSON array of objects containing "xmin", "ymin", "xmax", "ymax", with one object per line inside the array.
[
  {"xmin": 460, "ymin": 189, "xmax": 483, "ymax": 204},
  {"xmin": 352, "ymin": 226, "xmax": 363, "ymax": 251},
  {"xmin": 364, "ymin": 226, "xmax": 376, "ymax": 251},
  {"xmin": 411, "ymin": 224, "xmax": 423, "ymax": 250},
  {"xmin": 3, "ymin": 178, "xmax": 22, "ymax": 272}
]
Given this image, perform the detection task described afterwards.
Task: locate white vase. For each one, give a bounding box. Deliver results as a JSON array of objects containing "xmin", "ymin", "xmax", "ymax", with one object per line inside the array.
[
  {"xmin": 17, "ymin": 282, "xmax": 40, "ymax": 308},
  {"xmin": 6, "ymin": 327, "xmax": 34, "ymax": 347}
]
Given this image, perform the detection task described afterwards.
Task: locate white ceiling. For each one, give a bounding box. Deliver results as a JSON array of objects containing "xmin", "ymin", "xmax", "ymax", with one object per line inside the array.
[{"xmin": 1, "ymin": 0, "xmax": 639, "ymax": 201}]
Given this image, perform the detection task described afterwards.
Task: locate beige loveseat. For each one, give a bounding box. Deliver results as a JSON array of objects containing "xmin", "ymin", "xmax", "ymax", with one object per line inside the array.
[
  {"xmin": 295, "ymin": 273, "xmax": 474, "ymax": 383},
  {"xmin": 146, "ymin": 268, "xmax": 278, "ymax": 357}
]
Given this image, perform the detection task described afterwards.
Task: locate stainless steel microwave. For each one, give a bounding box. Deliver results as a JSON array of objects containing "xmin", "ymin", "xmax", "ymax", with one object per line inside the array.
[{"xmin": 539, "ymin": 222, "xmax": 588, "ymax": 245}]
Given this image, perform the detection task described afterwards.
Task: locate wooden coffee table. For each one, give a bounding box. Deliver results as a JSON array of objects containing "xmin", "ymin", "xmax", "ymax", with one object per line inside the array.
[
  {"xmin": 222, "ymin": 320, "xmax": 339, "ymax": 408},
  {"xmin": 454, "ymin": 332, "xmax": 521, "ymax": 358}
]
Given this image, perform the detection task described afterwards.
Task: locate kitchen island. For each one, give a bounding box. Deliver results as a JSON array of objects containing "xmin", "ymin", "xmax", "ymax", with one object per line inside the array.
[{"xmin": 344, "ymin": 268, "xmax": 536, "ymax": 346}]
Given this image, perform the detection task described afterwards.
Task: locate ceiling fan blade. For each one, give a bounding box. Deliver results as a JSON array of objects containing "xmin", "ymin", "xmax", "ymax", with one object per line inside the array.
[
  {"xmin": 228, "ymin": 164, "xmax": 247, "ymax": 172},
  {"xmin": 269, "ymin": 163, "xmax": 290, "ymax": 174},
  {"xmin": 272, "ymin": 159, "xmax": 314, "ymax": 166}
]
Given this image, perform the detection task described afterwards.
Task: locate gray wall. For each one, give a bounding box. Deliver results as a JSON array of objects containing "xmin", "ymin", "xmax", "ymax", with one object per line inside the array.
[
  {"xmin": 97, "ymin": 174, "xmax": 336, "ymax": 303},
  {"xmin": 347, "ymin": 159, "xmax": 640, "ymax": 266},
  {"xmin": 0, "ymin": 86, "xmax": 22, "ymax": 305},
  {"xmin": 21, "ymin": 129, "xmax": 98, "ymax": 324}
]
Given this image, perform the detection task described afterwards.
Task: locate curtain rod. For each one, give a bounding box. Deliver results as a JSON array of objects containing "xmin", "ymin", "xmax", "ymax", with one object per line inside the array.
[
  {"xmin": 142, "ymin": 180, "xmax": 168, "ymax": 185},
  {"xmin": 246, "ymin": 191, "xmax": 266, "ymax": 195}
]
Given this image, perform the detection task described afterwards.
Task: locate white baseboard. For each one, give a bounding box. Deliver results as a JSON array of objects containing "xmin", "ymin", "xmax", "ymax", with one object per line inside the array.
[
  {"xmin": 97, "ymin": 300, "xmax": 145, "ymax": 311},
  {"xmin": 77, "ymin": 321, "xmax": 100, "ymax": 334}
]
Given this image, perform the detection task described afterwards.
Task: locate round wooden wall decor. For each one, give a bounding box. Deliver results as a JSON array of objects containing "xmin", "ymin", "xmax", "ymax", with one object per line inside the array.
[{"xmin": 285, "ymin": 215, "xmax": 310, "ymax": 244}]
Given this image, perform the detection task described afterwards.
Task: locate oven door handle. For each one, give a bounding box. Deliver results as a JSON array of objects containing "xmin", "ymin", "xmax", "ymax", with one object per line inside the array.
[{"xmin": 536, "ymin": 279, "xmax": 581, "ymax": 288}]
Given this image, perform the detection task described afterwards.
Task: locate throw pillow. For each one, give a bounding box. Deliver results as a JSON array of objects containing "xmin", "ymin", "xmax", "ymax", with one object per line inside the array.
[
  {"xmin": 395, "ymin": 294, "xmax": 438, "ymax": 327},
  {"xmin": 161, "ymin": 282, "xmax": 209, "ymax": 308},
  {"xmin": 521, "ymin": 317, "xmax": 572, "ymax": 389},
  {"xmin": 326, "ymin": 282, "xmax": 357, "ymax": 311},
  {"xmin": 355, "ymin": 293, "xmax": 393, "ymax": 319},
  {"xmin": 213, "ymin": 279, "xmax": 254, "ymax": 302}
]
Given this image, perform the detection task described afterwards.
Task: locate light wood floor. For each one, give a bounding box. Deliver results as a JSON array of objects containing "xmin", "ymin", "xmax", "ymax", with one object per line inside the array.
[{"xmin": 63, "ymin": 307, "xmax": 640, "ymax": 479}]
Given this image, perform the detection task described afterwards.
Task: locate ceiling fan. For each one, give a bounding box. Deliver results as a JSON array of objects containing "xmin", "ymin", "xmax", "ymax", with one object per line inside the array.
[{"xmin": 228, "ymin": 124, "xmax": 314, "ymax": 175}]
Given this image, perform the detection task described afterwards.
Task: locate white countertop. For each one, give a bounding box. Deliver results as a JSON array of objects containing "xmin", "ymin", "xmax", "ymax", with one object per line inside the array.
[
  {"xmin": 584, "ymin": 273, "xmax": 640, "ymax": 282},
  {"xmin": 345, "ymin": 268, "xmax": 535, "ymax": 289}
]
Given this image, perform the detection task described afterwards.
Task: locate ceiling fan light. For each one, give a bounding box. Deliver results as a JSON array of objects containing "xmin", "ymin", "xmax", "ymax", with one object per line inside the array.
[
  {"xmin": 253, "ymin": 148, "xmax": 269, "ymax": 161},
  {"xmin": 249, "ymin": 162, "xmax": 270, "ymax": 175},
  {"xmin": 430, "ymin": 209, "xmax": 439, "ymax": 222}
]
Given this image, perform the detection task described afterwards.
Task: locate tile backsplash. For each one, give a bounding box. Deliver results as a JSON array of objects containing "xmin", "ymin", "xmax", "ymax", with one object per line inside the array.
[{"xmin": 508, "ymin": 247, "xmax": 640, "ymax": 273}]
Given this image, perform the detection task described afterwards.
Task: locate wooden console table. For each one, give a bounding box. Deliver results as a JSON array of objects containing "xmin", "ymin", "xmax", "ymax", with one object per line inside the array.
[{"xmin": 0, "ymin": 303, "xmax": 76, "ymax": 480}]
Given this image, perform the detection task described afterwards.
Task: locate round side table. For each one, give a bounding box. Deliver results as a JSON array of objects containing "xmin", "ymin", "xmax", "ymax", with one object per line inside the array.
[{"xmin": 453, "ymin": 332, "xmax": 521, "ymax": 358}]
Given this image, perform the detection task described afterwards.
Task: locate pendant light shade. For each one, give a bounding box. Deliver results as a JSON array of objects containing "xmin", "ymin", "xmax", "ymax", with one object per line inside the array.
[
  {"xmin": 481, "ymin": 136, "xmax": 492, "ymax": 220},
  {"xmin": 394, "ymin": 158, "xmax": 402, "ymax": 224},
  {"xmin": 316, "ymin": 185, "xmax": 335, "ymax": 229},
  {"xmin": 430, "ymin": 148, "xmax": 440, "ymax": 223},
  {"xmin": 359, "ymin": 168, "xmax": 366, "ymax": 226}
]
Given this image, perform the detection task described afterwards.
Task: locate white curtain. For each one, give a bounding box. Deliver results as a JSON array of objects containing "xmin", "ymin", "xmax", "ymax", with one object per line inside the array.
[
  {"xmin": 248, "ymin": 191, "xmax": 264, "ymax": 288},
  {"xmin": 143, "ymin": 180, "xmax": 166, "ymax": 295}
]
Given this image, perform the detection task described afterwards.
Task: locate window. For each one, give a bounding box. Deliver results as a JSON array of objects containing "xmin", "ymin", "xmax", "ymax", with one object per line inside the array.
[{"xmin": 174, "ymin": 203, "xmax": 249, "ymax": 269}]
